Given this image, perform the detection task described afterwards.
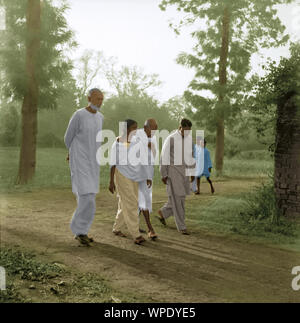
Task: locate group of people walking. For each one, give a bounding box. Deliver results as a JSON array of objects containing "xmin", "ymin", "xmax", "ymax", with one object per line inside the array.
[{"xmin": 64, "ymin": 88, "xmax": 214, "ymax": 246}]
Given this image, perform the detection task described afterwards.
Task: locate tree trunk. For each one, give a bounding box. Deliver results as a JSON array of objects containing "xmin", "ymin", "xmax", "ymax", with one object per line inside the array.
[
  {"xmin": 215, "ymin": 6, "xmax": 230, "ymax": 175},
  {"xmin": 17, "ymin": 0, "xmax": 41, "ymax": 184},
  {"xmin": 274, "ymin": 93, "xmax": 300, "ymax": 218}
]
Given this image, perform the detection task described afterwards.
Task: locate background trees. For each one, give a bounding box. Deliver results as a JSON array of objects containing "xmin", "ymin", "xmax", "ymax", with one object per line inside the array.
[
  {"xmin": 159, "ymin": 0, "xmax": 292, "ymax": 175},
  {"xmin": 0, "ymin": 0, "xmax": 76, "ymax": 183}
]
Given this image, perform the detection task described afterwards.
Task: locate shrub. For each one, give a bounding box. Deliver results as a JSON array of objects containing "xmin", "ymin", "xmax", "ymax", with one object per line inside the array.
[{"xmin": 238, "ymin": 180, "xmax": 296, "ymax": 236}]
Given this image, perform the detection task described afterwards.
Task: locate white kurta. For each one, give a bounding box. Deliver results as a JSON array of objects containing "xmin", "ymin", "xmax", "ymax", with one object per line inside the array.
[
  {"xmin": 109, "ymin": 138, "xmax": 151, "ymax": 182},
  {"xmin": 131, "ymin": 129, "xmax": 157, "ymax": 213},
  {"xmin": 64, "ymin": 108, "xmax": 103, "ymax": 195}
]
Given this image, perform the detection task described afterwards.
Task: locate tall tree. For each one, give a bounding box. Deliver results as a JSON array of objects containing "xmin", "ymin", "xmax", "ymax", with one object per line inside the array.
[
  {"xmin": 0, "ymin": 0, "xmax": 76, "ymax": 183},
  {"xmin": 160, "ymin": 0, "xmax": 292, "ymax": 175},
  {"xmin": 18, "ymin": 0, "xmax": 41, "ymax": 184},
  {"xmin": 253, "ymin": 43, "xmax": 300, "ymax": 218}
]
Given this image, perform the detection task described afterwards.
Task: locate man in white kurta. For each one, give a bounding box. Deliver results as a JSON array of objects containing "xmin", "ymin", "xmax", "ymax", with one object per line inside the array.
[
  {"xmin": 131, "ymin": 119, "xmax": 158, "ymax": 239},
  {"xmin": 64, "ymin": 88, "xmax": 104, "ymax": 246}
]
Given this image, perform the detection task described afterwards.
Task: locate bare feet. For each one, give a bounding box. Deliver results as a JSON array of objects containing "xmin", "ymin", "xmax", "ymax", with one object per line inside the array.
[
  {"xmin": 180, "ymin": 229, "xmax": 190, "ymax": 235},
  {"xmin": 157, "ymin": 210, "xmax": 166, "ymax": 226},
  {"xmin": 134, "ymin": 236, "xmax": 146, "ymax": 245},
  {"xmin": 148, "ymin": 231, "xmax": 158, "ymax": 240},
  {"xmin": 113, "ymin": 230, "xmax": 127, "ymax": 237}
]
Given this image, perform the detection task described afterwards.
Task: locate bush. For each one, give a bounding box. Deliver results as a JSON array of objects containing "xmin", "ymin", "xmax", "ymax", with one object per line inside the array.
[
  {"xmin": 0, "ymin": 105, "xmax": 20, "ymax": 146},
  {"xmin": 37, "ymin": 133, "xmax": 65, "ymax": 148},
  {"xmin": 238, "ymin": 180, "xmax": 296, "ymax": 236}
]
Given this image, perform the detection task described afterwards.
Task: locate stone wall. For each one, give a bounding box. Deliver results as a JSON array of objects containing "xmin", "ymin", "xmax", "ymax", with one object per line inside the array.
[{"xmin": 274, "ymin": 96, "xmax": 300, "ymax": 217}]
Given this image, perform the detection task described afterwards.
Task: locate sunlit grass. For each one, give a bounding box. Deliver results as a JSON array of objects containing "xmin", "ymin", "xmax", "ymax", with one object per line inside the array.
[{"xmin": 0, "ymin": 146, "xmax": 273, "ymax": 192}]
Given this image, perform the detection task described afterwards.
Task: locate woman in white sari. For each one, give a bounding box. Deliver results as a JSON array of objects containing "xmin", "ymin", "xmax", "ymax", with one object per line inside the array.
[{"xmin": 109, "ymin": 119, "xmax": 152, "ymax": 245}]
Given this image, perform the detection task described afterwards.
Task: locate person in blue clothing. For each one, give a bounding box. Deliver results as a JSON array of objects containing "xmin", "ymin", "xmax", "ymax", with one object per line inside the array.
[{"xmin": 193, "ymin": 137, "xmax": 215, "ymax": 195}]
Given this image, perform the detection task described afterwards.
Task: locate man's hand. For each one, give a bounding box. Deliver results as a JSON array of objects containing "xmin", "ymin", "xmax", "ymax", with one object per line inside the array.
[
  {"xmin": 162, "ymin": 176, "xmax": 168, "ymax": 185},
  {"xmin": 147, "ymin": 179, "xmax": 152, "ymax": 188},
  {"xmin": 66, "ymin": 153, "xmax": 69, "ymax": 162},
  {"xmin": 109, "ymin": 181, "xmax": 116, "ymax": 194},
  {"xmin": 190, "ymin": 176, "xmax": 195, "ymax": 182}
]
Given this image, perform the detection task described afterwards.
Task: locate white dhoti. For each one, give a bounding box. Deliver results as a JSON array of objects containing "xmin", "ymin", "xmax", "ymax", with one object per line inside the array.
[
  {"xmin": 70, "ymin": 193, "xmax": 96, "ymax": 236},
  {"xmin": 138, "ymin": 181, "xmax": 153, "ymax": 213}
]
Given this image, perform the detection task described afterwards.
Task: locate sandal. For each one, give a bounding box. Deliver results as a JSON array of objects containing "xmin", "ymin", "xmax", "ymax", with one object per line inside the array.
[
  {"xmin": 148, "ymin": 232, "xmax": 158, "ymax": 240},
  {"xmin": 75, "ymin": 235, "xmax": 91, "ymax": 246},
  {"xmin": 113, "ymin": 230, "xmax": 127, "ymax": 237},
  {"xmin": 180, "ymin": 230, "xmax": 190, "ymax": 235},
  {"xmin": 134, "ymin": 236, "xmax": 146, "ymax": 245},
  {"xmin": 87, "ymin": 236, "xmax": 94, "ymax": 242},
  {"xmin": 156, "ymin": 211, "xmax": 166, "ymax": 226}
]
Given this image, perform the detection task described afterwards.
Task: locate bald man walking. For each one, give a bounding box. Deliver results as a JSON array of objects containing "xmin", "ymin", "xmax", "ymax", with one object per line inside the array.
[{"xmin": 132, "ymin": 119, "xmax": 158, "ymax": 240}]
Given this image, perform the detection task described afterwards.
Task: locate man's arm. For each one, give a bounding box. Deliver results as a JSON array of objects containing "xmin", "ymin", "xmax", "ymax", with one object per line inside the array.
[
  {"xmin": 160, "ymin": 136, "xmax": 171, "ymax": 183},
  {"xmin": 109, "ymin": 165, "xmax": 116, "ymax": 194},
  {"xmin": 64, "ymin": 111, "xmax": 80, "ymax": 150}
]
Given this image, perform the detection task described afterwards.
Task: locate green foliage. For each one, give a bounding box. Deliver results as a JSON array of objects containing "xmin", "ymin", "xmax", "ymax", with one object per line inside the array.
[
  {"xmin": 0, "ymin": 248, "xmax": 64, "ymax": 303},
  {"xmin": 1, "ymin": 248, "xmax": 64, "ymax": 280},
  {"xmin": 159, "ymin": 0, "xmax": 292, "ymax": 131},
  {"xmin": 237, "ymin": 181, "xmax": 296, "ymax": 236},
  {"xmin": 102, "ymin": 94, "xmax": 178, "ymax": 135},
  {"xmin": 161, "ymin": 95, "xmax": 191, "ymax": 123},
  {"xmin": 0, "ymin": 247, "xmax": 141, "ymax": 303},
  {"xmin": 0, "ymin": 105, "xmax": 20, "ymax": 146},
  {"xmin": 104, "ymin": 64, "xmax": 161, "ymax": 99},
  {"xmin": 250, "ymin": 42, "xmax": 300, "ymax": 150},
  {"xmin": 0, "ymin": 0, "xmax": 77, "ymax": 110}
]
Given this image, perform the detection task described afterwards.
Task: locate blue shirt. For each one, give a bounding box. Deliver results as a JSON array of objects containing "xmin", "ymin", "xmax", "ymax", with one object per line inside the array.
[{"xmin": 193, "ymin": 144, "xmax": 212, "ymax": 178}]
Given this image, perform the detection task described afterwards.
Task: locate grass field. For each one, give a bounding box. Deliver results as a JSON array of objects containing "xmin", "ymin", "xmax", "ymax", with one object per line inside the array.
[{"xmin": 0, "ymin": 146, "xmax": 274, "ymax": 192}]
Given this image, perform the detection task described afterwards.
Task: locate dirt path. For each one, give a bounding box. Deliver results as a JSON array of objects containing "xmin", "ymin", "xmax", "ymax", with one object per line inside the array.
[{"xmin": 1, "ymin": 180, "xmax": 300, "ymax": 303}]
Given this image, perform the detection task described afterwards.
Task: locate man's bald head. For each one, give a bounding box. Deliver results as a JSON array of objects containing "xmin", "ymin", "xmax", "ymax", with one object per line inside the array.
[{"xmin": 144, "ymin": 118, "xmax": 158, "ymax": 137}]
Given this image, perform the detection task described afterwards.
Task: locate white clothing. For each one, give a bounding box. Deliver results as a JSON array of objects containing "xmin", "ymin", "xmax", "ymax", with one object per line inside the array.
[
  {"xmin": 109, "ymin": 139, "xmax": 151, "ymax": 182},
  {"xmin": 70, "ymin": 193, "xmax": 96, "ymax": 236},
  {"xmin": 132, "ymin": 129, "xmax": 158, "ymax": 213},
  {"xmin": 64, "ymin": 108, "xmax": 103, "ymax": 195}
]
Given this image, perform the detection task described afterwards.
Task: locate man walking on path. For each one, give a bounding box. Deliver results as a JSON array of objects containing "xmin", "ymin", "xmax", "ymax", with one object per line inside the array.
[
  {"xmin": 133, "ymin": 119, "xmax": 158, "ymax": 240},
  {"xmin": 64, "ymin": 88, "xmax": 104, "ymax": 246},
  {"xmin": 158, "ymin": 119, "xmax": 195, "ymax": 235}
]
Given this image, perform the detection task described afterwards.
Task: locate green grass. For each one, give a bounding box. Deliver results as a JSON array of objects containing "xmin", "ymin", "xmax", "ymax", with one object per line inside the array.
[
  {"xmin": 0, "ymin": 146, "xmax": 273, "ymax": 192},
  {"xmin": 186, "ymin": 192, "xmax": 300, "ymax": 249},
  {"xmin": 0, "ymin": 247, "xmax": 146, "ymax": 303}
]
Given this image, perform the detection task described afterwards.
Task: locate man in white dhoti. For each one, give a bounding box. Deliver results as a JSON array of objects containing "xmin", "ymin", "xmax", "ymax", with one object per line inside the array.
[
  {"xmin": 132, "ymin": 119, "xmax": 158, "ymax": 240},
  {"xmin": 64, "ymin": 88, "xmax": 104, "ymax": 246},
  {"xmin": 158, "ymin": 119, "xmax": 195, "ymax": 235},
  {"xmin": 109, "ymin": 119, "xmax": 152, "ymax": 245}
]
